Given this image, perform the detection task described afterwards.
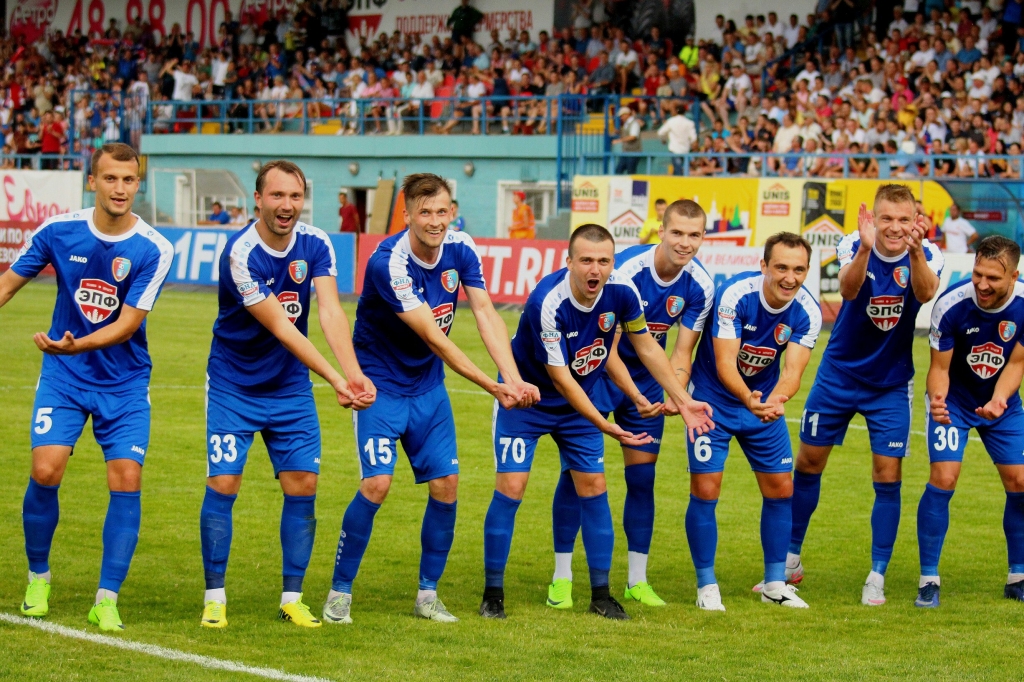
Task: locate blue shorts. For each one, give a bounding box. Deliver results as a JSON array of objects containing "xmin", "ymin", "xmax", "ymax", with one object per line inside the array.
[
  {"xmin": 31, "ymin": 378, "xmax": 150, "ymax": 464},
  {"xmin": 687, "ymin": 392, "xmax": 794, "ymax": 474},
  {"xmin": 927, "ymin": 397, "xmax": 1024, "ymax": 466},
  {"xmin": 353, "ymin": 383, "xmax": 457, "ymax": 483},
  {"xmin": 593, "ymin": 373, "xmax": 664, "ymax": 455},
  {"xmin": 801, "ymin": 366, "xmax": 913, "ymax": 458},
  {"xmin": 205, "ymin": 379, "xmax": 321, "ymax": 477},
  {"xmin": 492, "ymin": 401, "xmax": 605, "ymax": 474}
]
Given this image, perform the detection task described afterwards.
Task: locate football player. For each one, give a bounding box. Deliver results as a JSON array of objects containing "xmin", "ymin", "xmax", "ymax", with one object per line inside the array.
[
  {"xmin": 917, "ymin": 236, "xmax": 1024, "ymax": 607},
  {"xmin": 0, "ymin": 143, "xmax": 173, "ymax": 631}
]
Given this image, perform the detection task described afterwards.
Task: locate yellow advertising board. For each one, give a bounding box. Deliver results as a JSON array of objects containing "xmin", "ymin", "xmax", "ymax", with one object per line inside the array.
[{"xmin": 569, "ymin": 176, "xmax": 609, "ymax": 230}]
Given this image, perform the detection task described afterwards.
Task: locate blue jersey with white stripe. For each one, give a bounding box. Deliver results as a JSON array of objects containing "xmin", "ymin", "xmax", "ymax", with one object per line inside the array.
[
  {"xmin": 207, "ymin": 221, "xmax": 337, "ymax": 394},
  {"xmin": 353, "ymin": 229, "xmax": 486, "ymax": 396},
  {"xmin": 824, "ymin": 234, "xmax": 943, "ymax": 387},
  {"xmin": 692, "ymin": 271, "xmax": 822, "ymax": 408},
  {"xmin": 511, "ymin": 268, "xmax": 648, "ymax": 411},
  {"xmin": 930, "ymin": 278, "xmax": 1024, "ymax": 412},
  {"xmin": 10, "ymin": 208, "xmax": 173, "ymax": 392},
  {"xmin": 612, "ymin": 245, "xmax": 715, "ymax": 377}
]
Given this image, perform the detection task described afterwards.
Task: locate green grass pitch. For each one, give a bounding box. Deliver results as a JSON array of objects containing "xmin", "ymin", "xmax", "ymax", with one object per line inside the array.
[{"xmin": 1, "ymin": 282, "xmax": 1022, "ymax": 681}]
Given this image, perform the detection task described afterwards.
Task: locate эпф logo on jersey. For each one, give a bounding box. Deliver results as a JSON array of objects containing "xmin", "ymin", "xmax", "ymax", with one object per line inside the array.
[
  {"xmin": 774, "ymin": 324, "xmax": 792, "ymax": 345},
  {"xmin": 278, "ymin": 291, "xmax": 303, "ymax": 323},
  {"xmin": 1000, "ymin": 321, "xmax": 1017, "ymax": 342},
  {"xmin": 289, "ymin": 260, "xmax": 308, "ymax": 284},
  {"xmin": 666, "ymin": 295, "xmax": 684, "ymax": 317},
  {"xmin": 737, "ymin": 343, "xmax": 778, "ymax": 376},
  {"xmin": 647, "ymin": 322, "xmax": 671, "ymax": 343},
  {"xmin": 893, "ymin": 266, "xmax": 909, "ymax": 288},
  {"xmin": 867, "ymin": 295, "xmax": 904, "ymax": 331},
  {"xmin": 111, "ymin": 257, "xmax": 131, "ymax": 282},
  {"xmin": 432, "ymin": 303, "xmax": 455, "ymax": 334},
  {"xmin": 75, "ymin": 279, "xmax": 120, "ymax": 323},
  {"xmin": 598, "ymin": 312, "xmax": 616, "ymax": 332},
  {"xmin": 571, "ymin": 338, "xmax": 607, "ymax": 376},
  {"xmin": 441, "ymin": 269, "xmax": 459, "ymax": 293},
  {"xmin": 967, "ymin": 342, "xmax": 1005, "ymax": 379}
]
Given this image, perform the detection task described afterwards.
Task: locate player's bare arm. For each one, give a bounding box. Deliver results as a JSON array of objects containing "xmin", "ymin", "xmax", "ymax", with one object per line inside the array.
[
  {"xmin": 34, "ymin": 305, "xmax": 148, "ymax": 355},
  {"xmin": 463, "ymin": 285, "xmax": 539, "ymax": 408},
  {"xmin": 629, "ymin": 328, "xmax": 714, "ymax": 440},
  {"xmin": 763, "ymin": 342, "xmax": 813, "ymax": 422},
  {"xmin": 312, "ymin": 274, "xmax": 376, "ymax": 409},
  {"xmin": 838, "ymin": 203, "xmax": 874, "ymax": 301},
  {"xmin": 927, "ymin": 347, "xmax": 953, "ymax": 425},
  {"xmin": 247, "ymin": 294, "xmax": 357, "ymax": 406},
  {"xmin": 977, "ymin": 342, "xmax": 1024, "ymax": 420},
  {"xmin": 397, "ymin": 303, "xmax": 521, "ymax": 409},
  {"xmin": 545, "ymin": 363, "xmax": 652, "ymax": 447},
  {"xmin": 663, "ymin": 326, "xmax": 701, "ymax": 415},
  {"xmin": 0, "ymin": 269, "xmax": 31, "ymax": 308},
  {"xmin": 604, "ymin": 331, "xmax": 662, "ymax": 418},
  {"xmin": 713, "ymin": 336, "xmax": 780, "ymax": 422},
  {"xmin": 906, "ymin": 214, "xmax": 940, "ymax": 303}
]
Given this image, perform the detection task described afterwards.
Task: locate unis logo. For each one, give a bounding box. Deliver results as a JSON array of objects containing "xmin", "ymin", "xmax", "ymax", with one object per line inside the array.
[
  {"xmin": 432, "ymin": 303, "xmax": 455, "ymax": 334},
  {"xmin": 893, "ymin": 266, "xmax": 909, "ymax": 288},
  {"xmin": 1000, "ymin": 321, "xmax": 1017, "ymax": 343},
  {"xmin": 774, "ymin": 324, "xmax": 792, "ymax": 345},
  {"xmin": 648, "ymin": 322, "xmax": 671, "ymax": 343},
  {"xmin": 718, "ymin": 305, "xmax": 736, "ymax": 321},
  {"xmin": 441, "ymin": 269, "xmax": 459, "ymax": 293},
  {"xmin": 968, "ymin": 342, "xmax": 1005, "ymax": 379},
  {"xmin": 571, "ymin": 338, "xmax": 608, "ymax": 376},
  {"xmin": 737, "ymin": 343, "xmax": 778, "ymax": 376},
  {"xmin": 75, "ymin": 279, "xmax": 120, "ymax": 323},
  {"xmin": 666, "ymin": 295, "xmax": 685, "ymax": 317},
  {"xmin": 540, "ymin": 330, "xmax": 562, "ymax": 346},
  {"xmin": 278, "ymin": 291, "xmax": 303, "ymax": 323},
  {"xmin": 391, "ymin": 276, "xmax": 416, "ymax": 301},
  {"xmin": 867, "ymin": 295, "xmax": 904, "ymax": 331},
  {"xmin": 288, "ymin": 260, "xmax": 308, "ymax": 284},
  {"xmin": 598, "ymin": 312, "xmax": 616, "ymax": 333},
  {"xmin": 111, "ymin": 257, "xmax": 131, "ymax": 282},
  {"xmin": 237, "ymin": 281, "xmax": 259, "ymax": 298}
]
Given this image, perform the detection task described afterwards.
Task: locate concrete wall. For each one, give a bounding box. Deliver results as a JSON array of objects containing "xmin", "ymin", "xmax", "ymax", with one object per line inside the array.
[{"xmin": 139, "ymin": 134, "xmax": 559, "ymax": 237}]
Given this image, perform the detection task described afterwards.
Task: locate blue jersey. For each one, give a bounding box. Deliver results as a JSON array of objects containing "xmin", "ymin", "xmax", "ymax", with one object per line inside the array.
[
  {"xmin": 692, "ymin": 271, "xmax": 822, "ymax": 409},
  {"xmin": 353, "ymin": 228, "xmax": 485, "ymax": 396},
  {"xmin": 511, "ymin": 268, "xmax": 648, "ymax": 411},
  {"xmin": 207, "ymin": 221, "xmax": 337, "ymax": 394},
  {"xmin": 612, "ymin": 245, "xmax": 715, "ymax": 377},
  {"xmin": 10, "ymin": 208, "xmax": 173, "ymax": 392},
  {"xmin": 930, "ymin": 278, "xmax": 1024, "ymax": 412},
  {"xmin": 824, "ymin": 234, "xmax": 943, "ymax": 387}
]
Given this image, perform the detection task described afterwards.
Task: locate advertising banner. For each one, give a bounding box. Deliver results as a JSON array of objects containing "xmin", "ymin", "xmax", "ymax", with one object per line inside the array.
[{"xmin": 0, "ymin": 170, "xmax": 82, "ymax": 223}]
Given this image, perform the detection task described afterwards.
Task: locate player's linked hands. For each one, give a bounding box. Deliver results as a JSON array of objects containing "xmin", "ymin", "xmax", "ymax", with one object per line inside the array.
[
  {"xmin": 633, "ymin": 393, "xmax": 664, "ymax": 419},
  {"xmin": 976, "ymin": 397, "xmax": 1008, "ymax": 421},
  {"xmin": 346, "ymin": 373, "xmax": 377, "ymax": 411},
  {"xmin": 34, "ymin": 331, "xmax": 80, "ymax": 355},
  {"xmin": 930, "ymin": 392, "xmax": 951, "ymax": 424},
  {"xmin": 857, "ymin": 203, "xmax": 875, "ymax": 250},
  {"xmin": 509, "ymin": 380, "xmax": 541, "ymax": 409},
  {"xmin": 662, "ymin": 395, "xmax": 680, "ymax": 416},
  {"xmin": 678, "ymin": 398, "xmax": 715, "ymax": 442},
  {"xmin": 747, "ymin": 390, "xmax": 786, "ymax": 422},
  {"xmin": 603, "ymin": 421, "xmax": 653, "ymax": 447},
  {"xmin": 493, "ymin": 382, "xmax": 523, "ymax": 410}
]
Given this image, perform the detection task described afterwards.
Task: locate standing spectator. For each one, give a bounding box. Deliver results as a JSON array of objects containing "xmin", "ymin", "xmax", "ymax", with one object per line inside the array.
[
  {"xmin": 508, "ymin": 190, "xmax": 535, "ymax": 239},
  {"xmin": 615, "ymin": 106, "xmax": 642, "ymax": 174},
  {"xmin": 942, "ymin": 203, "xmax": 979, "ymax": 253},
  {"xmin": 639, "ymin": 198, "xmax": 666, "ymax": 244},
  {"xmin": 448, "ymin": 199, "xmax": 466, "ymax": 231},
  {"xmin": 162, "ymin": 59, "xmax": 198, "ymax": 101},
  {"xmin": 657, "ymin": 102, "xmax": 697, "ymax": 176},
  {"xmin": 448, "ymin": 0, "xmax": 484, "ymax": 46},
  {"xmin": 338, "ymin": 190, "xmax": 361, "ymax": 233},
  {"xmin": 39, "ymin": 110, "xmax": 66, "ymax": 169}
]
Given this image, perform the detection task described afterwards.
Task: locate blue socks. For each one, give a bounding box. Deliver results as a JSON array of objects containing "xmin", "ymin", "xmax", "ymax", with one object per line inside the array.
[
  {"xmin": 200, "ymin": 487, "xmax": 237, "ymax": 589},
  {"xmin": 332, "ymin": 491, "xmax": 380, "ymax": 594},
  {"xmin": 789, "ymin": 470, "xmax": 821, "ymax": 555},
  {"xmin": 1004, "ymin": 491, "xmax": 1024, "ymax": 575},
  {"xmin": 871, "ymin": 481, "xmax": 902, "ymax": 575},
  {"xmin": 579, "ymin": 491, "xmax": 614, "ymax": 588},
  {"xmin": 685, "ymin": 495, "xmax": 718, "ymax": 588},
  {"xmin": 280, "ymin": 494, "xmax": 316, "ymax": 594},
  {"xmin": 99, "ymin": 491, "xmax": 141, "ymax": 593},
  {"xmin": 552, "ymin": 470, "xmax": 580, "ymax": 553},
  {"xmin": 761, "ymin": 496, "xmax": 792, "ymax": 584},
  {"xmin": 419, "ymin": 497, "xmax": 457, "ymax": 590},
  {"xmin": 623, "ymin": 463, "xmax": 656, "ymax": 554},
  {"xmin": 483, "ymin": 490, "xmax": 521, "ymax": 588},
  {"xmin": 917, "ymin": 483, "xmax": 955, "ymax": 576},
  {"xmin": 23, "ymin": 478, "xmax": 60, "ymax": 574}
]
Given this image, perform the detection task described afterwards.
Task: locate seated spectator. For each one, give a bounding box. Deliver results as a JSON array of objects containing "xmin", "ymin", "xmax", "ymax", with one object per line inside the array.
[{"xmin": 206, "ymin": 202, "xmax": 231, "ymax": 225}]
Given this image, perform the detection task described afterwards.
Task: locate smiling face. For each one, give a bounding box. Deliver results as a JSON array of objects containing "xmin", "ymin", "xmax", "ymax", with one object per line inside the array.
[
  {"xmin": 254, "ymin": 168, "xmax": 304, "ymax": 238},
  {"xmin": 873, "ymin": 197, "xmax": 915, "ymax": 257},
  {"xmin": 659, "ymin": 212, "xmax": 704, "ymax": 268},
  {"xmin": 566, "ymin": 237, "xmax": 615, "ymax": 305},
  {"xmin": 404, "ymin": 189, "xmax": 452, "ymax": 253},
  {"xmin": 973, "ymin": 255, "xmax": 1019, "ymax": 309},
  {"xmin": 761, "ymin": 243, "xmax": 810, "ymax": 307},
  {"xmin": 89, "ymin": 153, "xmax": 140, "ymax": 219}
]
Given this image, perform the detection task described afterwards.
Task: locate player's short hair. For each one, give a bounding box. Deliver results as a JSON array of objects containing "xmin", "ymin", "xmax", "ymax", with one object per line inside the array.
[
  {"xmin": 873, "ymin": 183, "xmax": 915, "ymax": 210},
  {"xmin": 403, "ymin": 173, "xmax": 452, "ymax": 207},
  {"xmin": 764, "ymin": 231, "xmax": 812, "ymax": 264},
  {"xmin": 90, "ymin": 142, "xmax": 139, "ymax": 175},
  {"xmin": 256, "ymin": 160, "xmax": 306, "ymax": 194},
  {"xmin": 663, "ymin": 199, "xmax": 706, "ymax": 230},
  {"xmin": 569, "ymin": 223, "xmax": 613, "ymax": 257},
  {"xmin": 975, "ymin": 235, "xmax": 1020, "ymax": 271}
]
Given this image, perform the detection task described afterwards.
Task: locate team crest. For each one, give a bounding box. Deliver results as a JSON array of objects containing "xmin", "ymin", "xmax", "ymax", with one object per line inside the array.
[
  {"xmin": 571, "ymin": 338, "xmax": 608, "ymax": 376},
  {"xmin": 666, "ymin": 296, "xmax": 685, "ymax": 317},
  {"xmin": 967, "ymin": 342, "xmax": 1005, "ymax": 379},
  {"xmin": 737, "ymin": 343, "xmax": 778, "ymax": 377},
  {"xmin": 288, "ymin": 260, "xmax": 308, "ymax": 284},
  {"xmin": 893, "ymin": 266, "xmax": 909, "ymax": 288},
  {"xmin": 1000, "ymin": 321, "xmax": 1017, "ymax": 342},
  {"xmin": 111, "ymin": 257, "xmax": 131, "ymax": 282},
  {"xmin": 432, "ymin": 303, "xmax": 455, "ymax": 334},
  {"xmin": 774, "ymin": 324, "xmax": 792, "ymax": 345},
  {"xmin": 598, "ymin": 312, "xmax": 616, "ymax": 333},
  {"xmin": 278, "ymin": 291, "xmax": 303, "ymax": 323},
  {"xmin": 867, "ymin": 295, "xmax": 904, "ymax": 331},
  {"xmin": 441, "ymin": 269, "xmax": 459, "ymax": 293},
  {"xmin": 75, "ymin": 279, "xmax": 120, "ymax": 323}
]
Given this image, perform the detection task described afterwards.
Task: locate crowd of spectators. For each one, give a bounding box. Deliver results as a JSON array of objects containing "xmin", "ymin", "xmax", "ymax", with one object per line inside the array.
[{"xmin": 2, "ymin": 0, "xmax": 1024, "ymax": 177}]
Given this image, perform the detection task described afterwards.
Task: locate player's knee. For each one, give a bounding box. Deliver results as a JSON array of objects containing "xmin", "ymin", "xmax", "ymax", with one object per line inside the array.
[
  {"xmin": 360, "ymin": 476, "xmax": 392, "ymax": 504},
  {"xmin": 495, "ymin": 473, "xmax": 528, "ymax": 500},
  {"xmin": 107, "ymin": 460, "xmax": 142, "ymax": 492},
  {"xmin": 872, "ymin": 455, "xmax": 902, "ymax": 482},
  {"xmin": 795, "ymin": 444, "xmax": 830, "ymax": 473},
  {"xmin": 207, "ymin": 475, "xmax": 242, "ymax": 496},
  {"xmin": 427, "ymin": 475, "xmax": 458, "ymax": 504},
  {"xmin": 30, "ymin": 464, "xmax": 64, "ymax": 487},
  {"xmin": 928, "ymin": 469, "xmax": 960, "ymax": 491},
  {"xmin": 1000, "ymin": 467, "xmax": 1024, "ymax": 493},
  {"xmin": 690, "ymin": 476, "xmax": 721, "ymax": 500}
]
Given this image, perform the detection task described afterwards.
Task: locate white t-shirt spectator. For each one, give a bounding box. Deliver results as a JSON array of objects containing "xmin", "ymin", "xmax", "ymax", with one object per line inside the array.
[
  {"xmin": 968, "ymin": 82, "xmax": 992, "ymax": 100},
  {"xmin": 211, "ymin": 57, "xmax": 229, "ymax": 87},
  {"xmin": 909, "ymin": 47, "xmax": 935, "ymax": 71},
  {"xmin": 657, "ymin": 114, "xmax": 697, "ymax": 154},
  {"xmin": 466, "ymin": 81, "xmax": 487, "ymax": 99},
  {"xmin": 171, "ymin": 69, "xmax": 198, "ymax": 101},
  {"xmin": 943, "ymin": 216, "xmax": 977, "ymax": 253},
  {"xmin": 774, "ymin": 121, "xmax": 801, "ymax": 153},
  {"xmin": 724, "ymin": 73, "xmax": 752, "ymax": 99},
  {"xmin": 615, "ymin": 49, "xmax": 639, "ymax": 70},
  {"xmin": 887, "ymin": 17, "xmax": 909, "ymax": 38},
  {"xmin": 795, "ymin": 66, "xmax": 820, "ymax": 85},
  {"xmin": 978, "ymin": 16, "xmax": 999, "ymax": 41},
  {"xmin": 410, "ymin": 81, "xmax": 434, "ymax": 105},
  {"xmin": 783, "ymin": 24, "xmax": 801, "ymax": 49}
]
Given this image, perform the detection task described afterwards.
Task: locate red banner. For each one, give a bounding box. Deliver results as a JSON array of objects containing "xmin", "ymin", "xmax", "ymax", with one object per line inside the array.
[
  {"xmin": 357, "ymin": 234, "xmax": 569, "ymax": 305},
  {"xmin": 0, "ymin": 220, "xmax": 53, "ymax": 274}
]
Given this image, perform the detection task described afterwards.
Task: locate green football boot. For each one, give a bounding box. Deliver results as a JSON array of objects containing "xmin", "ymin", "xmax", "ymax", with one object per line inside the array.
[
  {"xmin": 88, "ymin": 597, "xmax": 125, "ymax": 632},
  {"xmin": 546, "ymin": 578, "xmax": 573, "ymax": 609},
  {"xmin": 624, "ymin": 582, "xmax": 667, "ymax": 606},
  {"xmin": 20, "ymin": 575, "xmax": 51, "ymax": 617}
]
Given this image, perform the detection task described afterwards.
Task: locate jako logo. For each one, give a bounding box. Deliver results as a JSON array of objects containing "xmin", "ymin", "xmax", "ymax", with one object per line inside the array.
[
  {"xmin": 69, "ymin": 255, "xmax": 87, "ymax": 263},
  {"xmin": 888, "ymin": 442, "xmax": 904, "ymax": 448},
  {"xmin": 566, "ymin": 331, "xmax": 578, "ymax": 338},
  {"xmin": 131, "ymin": 445, "xmax": 146, "ymax": 455}
]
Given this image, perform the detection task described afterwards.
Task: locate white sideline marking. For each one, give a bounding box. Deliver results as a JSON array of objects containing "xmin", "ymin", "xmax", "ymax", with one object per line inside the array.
[{"xmin": 0, "ymin": 612, "xmax": 332, "ymax": 682}]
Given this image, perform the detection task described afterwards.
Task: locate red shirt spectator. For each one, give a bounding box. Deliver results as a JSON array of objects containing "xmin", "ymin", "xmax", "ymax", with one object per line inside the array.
[
  {"xmin": 40, "ymin": 115, "xmax": 66, "ymax": 154},
  {"xmin": 339, "ymin": 191, "xmax": 360, "ymax": 233}
]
